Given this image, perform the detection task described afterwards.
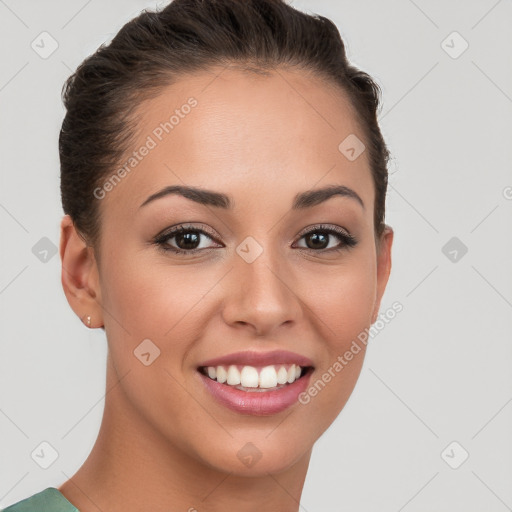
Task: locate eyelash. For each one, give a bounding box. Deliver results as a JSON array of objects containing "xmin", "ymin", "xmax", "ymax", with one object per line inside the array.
[{"xmin": 153, "ymin": 224, "xmax": 358, "ymax": 256}]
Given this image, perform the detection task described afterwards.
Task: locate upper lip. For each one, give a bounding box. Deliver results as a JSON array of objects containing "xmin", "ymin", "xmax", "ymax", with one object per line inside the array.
[{"xmin": 198, "ymin": 350, "xmax": 314, "ymax": 368}]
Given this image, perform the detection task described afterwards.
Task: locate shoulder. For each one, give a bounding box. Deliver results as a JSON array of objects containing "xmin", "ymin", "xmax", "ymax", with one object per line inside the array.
[{"xmin": 1, "ymin": 488, "xmax": 79, "ymax": 512}]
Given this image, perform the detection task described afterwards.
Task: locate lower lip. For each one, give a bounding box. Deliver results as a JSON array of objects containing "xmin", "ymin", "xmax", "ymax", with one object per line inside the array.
[{"xmin": 198, "ymin": 368, "xmax": 313, "ymax": 416}]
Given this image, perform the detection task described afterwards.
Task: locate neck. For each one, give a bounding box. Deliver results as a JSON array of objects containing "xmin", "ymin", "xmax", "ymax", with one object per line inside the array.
[{"xmin": 59, "ymin": 355, "xmax": 312, "ymax": 512}]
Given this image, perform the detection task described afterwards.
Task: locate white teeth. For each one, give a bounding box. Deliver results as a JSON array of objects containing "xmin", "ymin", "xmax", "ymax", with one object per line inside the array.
[
  {"xmin": 276, "ymin": 366, "xmax": 288, "ymax": 384},
  {"xmin": 287, "ymin": 364, "xmax": 296, "ymax": 383},
  {"xmin": 216, "ymin": 366, "xmax": 227, "ymax": 384},
  {"xmin": 259, "ymin": 366, "xmax": 278, "ymax": 388},
  {"xmin": 226, "ymin": 365, "xmax": 241, "ymax": 385},
  {"xmin": 240, "ymin": 366, "xmax": 259, "ymax": 387},
  {"xmin": 202, "ymin": 363, "xmax": 307, "ymax": 389}
]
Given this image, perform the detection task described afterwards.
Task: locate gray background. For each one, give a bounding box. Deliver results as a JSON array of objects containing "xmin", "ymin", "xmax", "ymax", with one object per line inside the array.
[{"xmin": 1, "ymin": 0, "xmax": 511, "ymax": 510}]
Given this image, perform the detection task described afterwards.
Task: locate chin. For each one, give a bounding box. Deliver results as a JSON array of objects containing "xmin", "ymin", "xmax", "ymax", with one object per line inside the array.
[{"xmin": 191, "ymin": 432, "xmax": 313, "ymax": 477}]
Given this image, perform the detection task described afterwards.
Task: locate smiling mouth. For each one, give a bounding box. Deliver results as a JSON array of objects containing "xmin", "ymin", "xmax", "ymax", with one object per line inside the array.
[{"xmin": 198, "ymin": 363, "xmax": 313, "ymax": 392}]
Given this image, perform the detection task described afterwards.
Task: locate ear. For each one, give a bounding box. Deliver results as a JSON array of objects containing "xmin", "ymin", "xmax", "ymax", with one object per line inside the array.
[
  {"xmin": 59, "ymin": 214, "xmax": 104, "ymax": 328},
  {"xmin": 371, "ymin": 225, "xmax": 394, "ymax": 324}
]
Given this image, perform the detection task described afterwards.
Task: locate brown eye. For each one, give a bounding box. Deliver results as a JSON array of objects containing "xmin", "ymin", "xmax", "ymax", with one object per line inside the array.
[
  {"xmin": 295, "ymin": 225, "xmax": 358, "ymax": 252},
  {"xmin": 304, "ymin": 232, "xmax": 330, "ymax": 250},
  {"xmin": 174, "ymin": 230, "xmax": 201, "ymax": 250},
  {"xmin": 154, "ymin": 225, "xmax": 222, "ymax": 255}
]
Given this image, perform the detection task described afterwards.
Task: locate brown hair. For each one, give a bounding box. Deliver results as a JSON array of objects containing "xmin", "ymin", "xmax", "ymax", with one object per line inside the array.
[{"xmin": 60, "ymin": 0, "xmax": 389, "ymax": 250}]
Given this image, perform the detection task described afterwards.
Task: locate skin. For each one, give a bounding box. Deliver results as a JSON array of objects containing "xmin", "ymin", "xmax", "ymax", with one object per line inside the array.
[{"xmin": 58, "ymin": 65, "xmax": 393, "ymax": 512}]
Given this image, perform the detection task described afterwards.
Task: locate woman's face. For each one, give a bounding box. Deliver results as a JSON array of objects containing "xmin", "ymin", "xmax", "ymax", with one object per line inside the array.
[{"xmin": 83, "ymin": 66, "xmax": 392, "ymax": 475}]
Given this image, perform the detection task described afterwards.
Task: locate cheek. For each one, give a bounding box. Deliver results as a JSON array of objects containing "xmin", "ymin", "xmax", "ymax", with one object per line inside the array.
[
  {"xmin": 98, "ymin": 247, "xmax": 226, "ymax": 365},
  {"xmin": 101, "ymin": 258, "xmax": 180, "ymax": 329},
  {"xmin": 297, "ymin": 254, "xmax": 376, "ymax": 422},
  {"xmin": 97, "ymin": 250, "xmax": 217, "ymax": 441},
  {"xmin": 309, "ymin": 255, "xmax": 376, "ymax": 347}
]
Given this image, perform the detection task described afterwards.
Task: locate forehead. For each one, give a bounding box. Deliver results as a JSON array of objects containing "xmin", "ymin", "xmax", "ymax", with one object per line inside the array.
[{"xmin": 101, "ymin": 65, "xmax": 373, "ymax": 215}]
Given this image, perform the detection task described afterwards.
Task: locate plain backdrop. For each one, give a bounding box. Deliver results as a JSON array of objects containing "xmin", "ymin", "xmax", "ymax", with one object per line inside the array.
[{"xmin": 1, "ymin": 1, "xmax": 511, "ymax": 510}]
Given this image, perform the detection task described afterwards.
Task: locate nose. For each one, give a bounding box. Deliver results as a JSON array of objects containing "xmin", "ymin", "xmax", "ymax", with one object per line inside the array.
[{"xmin": 221, "ymin": 246, "xmax": 302, "ymax": 336}]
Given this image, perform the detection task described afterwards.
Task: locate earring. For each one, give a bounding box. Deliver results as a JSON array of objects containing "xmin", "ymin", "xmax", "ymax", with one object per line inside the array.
[{"xmin": 86, "ymin": 315, "xmax": 91, "ymax": 327}]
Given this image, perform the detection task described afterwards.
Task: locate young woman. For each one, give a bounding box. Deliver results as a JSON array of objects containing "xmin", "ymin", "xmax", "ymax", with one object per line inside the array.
[{"xmin": 3, "ymin": 0, "xmax": 393, "ymax": 510}]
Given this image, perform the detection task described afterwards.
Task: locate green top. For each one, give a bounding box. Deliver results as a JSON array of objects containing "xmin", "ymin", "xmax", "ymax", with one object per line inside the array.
[{"xmin": 1, "ymin": 488, "xmax": 79, "ymax": 512}]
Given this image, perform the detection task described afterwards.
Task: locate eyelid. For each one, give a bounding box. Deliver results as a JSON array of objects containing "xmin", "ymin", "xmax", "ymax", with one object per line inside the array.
[
  {"xmin": 293, "ymin": 223, "xmax": 358, "ymax": 249},
  {"xmin": 296, "ymin": 223, "xmax": 351, "ymax": 238},
  {"xmin": 152, "ymin": 224, "xmax": 224, "ymax": 254},
  {"xmin": 154, "ymin": 223, "xmax": 220, "ymax": 242}
]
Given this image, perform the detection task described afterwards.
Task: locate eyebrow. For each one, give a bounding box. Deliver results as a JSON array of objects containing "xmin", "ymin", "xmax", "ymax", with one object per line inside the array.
[{"xmin": 139, "ymin": 184, "xmax": 364, "ymax": 210}]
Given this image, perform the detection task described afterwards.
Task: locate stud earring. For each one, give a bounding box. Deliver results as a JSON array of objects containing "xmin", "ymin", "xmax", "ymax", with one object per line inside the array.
[{"xmin": 86, "ymin": 315, "xmax": 91, "ymax": 327}]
